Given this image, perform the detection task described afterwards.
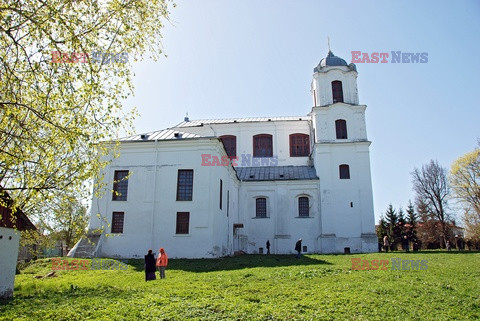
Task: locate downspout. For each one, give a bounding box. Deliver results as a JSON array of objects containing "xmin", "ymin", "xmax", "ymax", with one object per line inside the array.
[{"xmin": 151, "ymin": 139, "xmax": 159, "ymax": 249}]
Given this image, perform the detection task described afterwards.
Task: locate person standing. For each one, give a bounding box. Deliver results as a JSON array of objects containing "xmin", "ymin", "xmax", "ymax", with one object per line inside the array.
[
  {"xmin": 156, "ymin": 248, "xmax": 168, "ymax": 279},
  {"xmin": 266, "ymin": 240, "xmax": 271, "ymax": 255},
  {"xmin": 295, "ymin": 239, "xmax": 302, "ymax": 258},
  {"xmin": 402, "ymin": 236, "xmax": 409, "ymax": 252},
  {"xmin": 383, "ymin": 235, "xmax": 389, "ymax": 253},
  {"xmin": 144, "ymin": 249, "xmax": 156, "ymax": 281}
]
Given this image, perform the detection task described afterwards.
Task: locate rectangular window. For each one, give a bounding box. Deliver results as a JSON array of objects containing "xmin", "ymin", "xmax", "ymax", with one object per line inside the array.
[
  {"xmin": 253, "ymin": 134, "xmax": 273, "ymax": 157},
  {"xmin": 256, "ymin": 198, "xmax": 267, "ymax": 218},
  {"xmin": 335, "ymin": 119, "xmax": 348, "ymax": 139},
  {"xmin": 177, "ymin": 170, "xmax": 194, "ymax": 201},
  {"xmin": 111, "ymin": 212, "xmax": 124, "ymax": 233},
  {"xmin": 176, "ymin": 212, "xmax": 190, "ymax": 234},
  {"xmin": 332, "ymin": 80, "xmax": 344, "ymax": 103},
  {"xmin": 219, "ymin": 179, "xmax": 223, "ymax": 210},
  {"xmin": 298, "ymin": 197, "xmax": 309, "ymax": 217},
  {"xmin": 220, "ymin": 135, "xmax": 236, "ymax": 157},
  {"xmin": 339, "ymin": 164, "xmax": 350, "ymax": 179},
  {"xmin": 290, "ymin": 134, "xmax": 310, "ymax": 157},
  {"xmin": 112, "ymin": 170, "xmax": 129, "ymax": 201}
]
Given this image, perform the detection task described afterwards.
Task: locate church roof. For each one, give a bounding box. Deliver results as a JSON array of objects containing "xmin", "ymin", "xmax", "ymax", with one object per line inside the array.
[
  {"xmin": 119, "ymin": 129, "xmax": 206, "ymax": 142},
  {"xmin": 174, "ymin": 116, "xmax": 308, "ymax": 128},
  {"xmin": 314, "ymin": 51, "xmax": 357, "ymax": 72},
  {"xmin": 236, "ymin": 166, "xmax": 318, "ymax": 181}
]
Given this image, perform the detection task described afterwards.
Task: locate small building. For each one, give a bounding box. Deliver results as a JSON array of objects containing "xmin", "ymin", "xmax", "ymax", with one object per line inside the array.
[{"xmin": 0, "ymin": 190, "xmax": 36, "ymax": 299}]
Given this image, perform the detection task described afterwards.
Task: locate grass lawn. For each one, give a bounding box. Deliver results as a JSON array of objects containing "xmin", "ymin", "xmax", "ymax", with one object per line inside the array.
[{"xmin": 1, "ymin": 251, "xmax": 479, "ymax": 320}]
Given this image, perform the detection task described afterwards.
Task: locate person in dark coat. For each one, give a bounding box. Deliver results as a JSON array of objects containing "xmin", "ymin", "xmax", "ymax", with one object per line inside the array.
[
  {"xmin": 402, "ymin": 235, "xmax": 409, "ymax": 252},
  {"xmin": 295, "ymin": 239, "xmax": 302, "ymax": 258},
  {"xmin": 266, "ymin": 240, "xmax": 271, "ymax": 254},
  {"xmin": 144, "ymin": 249, "xmax": 156, "ymax": 281}
]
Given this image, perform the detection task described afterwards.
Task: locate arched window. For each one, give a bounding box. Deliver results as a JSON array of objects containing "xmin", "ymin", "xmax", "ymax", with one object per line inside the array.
[
  {"xmin": 339, "ymin": 164, "xmax": 350, "ymax": 179},
  {"xmin": 289, "ymin": 134, "xmax": 310, "ymax": 157},
  {"xmin": 253, "ymin": 134, "xmax": 273, "ymax": 157},
  {"xmin": 298, "ymin": 197, "xmax": 309, "ymax": 217},
  {"xmin": 335, "ymin": 119, "xmax": 348, "ymax": 139},
  {"xmin": 220, "ymin": 135, "xmax": 236, "ymax": 157},
  {"xmin": 332, "ymin": 80, "xmax": 344, "ymax": 103},
  {"xmin": 256, "ymin": 198, "xmax": 267, "ymax": 218}
]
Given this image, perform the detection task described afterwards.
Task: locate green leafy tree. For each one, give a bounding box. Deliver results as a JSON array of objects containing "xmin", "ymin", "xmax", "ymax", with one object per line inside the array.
[
  {"xmin": 37, "ymin": 193, "xmax": 88, "ymax": 250},
  {"xmin": 450, "ymin": 146, "xmax": 480, "ymax": 243},
  {"xmin": 0, "ymin": 1, "xmax": 174, "ymax": 220}
]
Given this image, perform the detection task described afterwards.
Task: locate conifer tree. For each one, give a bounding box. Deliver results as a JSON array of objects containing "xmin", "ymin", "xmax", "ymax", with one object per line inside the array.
[
  {"xmin": 397, "ymin": 207, "xmax": 406, "ymax": 243},
  {"xmin": 406, "ymin": 200, "xmax": 418, "ymax": 242},
  {"xmin": 385, "ymin": 204, "xmax": 397, "ymax": 249}
]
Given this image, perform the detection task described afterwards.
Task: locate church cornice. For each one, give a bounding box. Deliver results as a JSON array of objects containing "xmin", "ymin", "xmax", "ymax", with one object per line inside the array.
[
  {"xmin": 315, "ymin": 140, "xmax": 371, "ymax": 146},
  {"xmin": 311, "ymin": 103, "xmax": 366, "ymax": 111},
  {"xmin": 313, "ymin": 66, "xmax": 358, "ymax": 75}
]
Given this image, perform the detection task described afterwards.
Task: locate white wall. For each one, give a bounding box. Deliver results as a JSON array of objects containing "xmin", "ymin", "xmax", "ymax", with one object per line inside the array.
[
  {"xmin": 89, "ymin": 138, "xmax": 239, "ymax": 259},
  {"xmin": 172, "ymin": 120, "xmax": 312, "ymax": 167},
  {"xmin": 237, "ymin": 180, "xmax": 320, "ymax": 254},
  {"xmin": 313, "ymin": 142, "xmax": 375, "ymax": 253},
  {"xmin": 312, "ymin": 66, "xmax": 359, "ymax": 106},
  {"xmin": 0, "ymin": 227, "xmax": 20, "ymax": 299},
  {"xmin": 311, "ymin": 104, "xmax": 368, "ymax": 143}
]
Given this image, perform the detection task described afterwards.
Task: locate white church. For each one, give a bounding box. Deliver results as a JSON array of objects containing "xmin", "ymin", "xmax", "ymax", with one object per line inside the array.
[{"xmin": 71, "ymin": 50, "xmax": 377, "ymax": 259}]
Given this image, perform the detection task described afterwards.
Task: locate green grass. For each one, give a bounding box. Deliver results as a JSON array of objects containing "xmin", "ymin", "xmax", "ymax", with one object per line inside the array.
[{"xmin": 1, "ymin": 252, "xmax": 479, "ymax": 320}]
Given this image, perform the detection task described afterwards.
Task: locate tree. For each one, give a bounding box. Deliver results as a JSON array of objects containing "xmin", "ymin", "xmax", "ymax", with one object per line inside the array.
[
  {"xmin": 376, "ymin": 215, "xmax": 388, "ymax": 246},
  {"xmin": 405, "ymin": 200, "xmax": 418, "ymax": 242},
  {"xmin": 37, "ymin": 193, "xmax": 88, "ymax": 251},
  {"xmin": 450, "ymin": 146, "xmax": 480, "ymax": 243},
  {"xmin": 412, "ymin": 160, "xmax": 451, "ymax": 247},
  {"xmin": 384, "ymin": 204, "xmax": 397, "ymax": 249},
  {"xmin": 397, "ymin": 207, "xmax": 406, "ymax": 236},
  {"xmin": 0, "ymin": 1, "xmax": 174, "ymax": 218}
]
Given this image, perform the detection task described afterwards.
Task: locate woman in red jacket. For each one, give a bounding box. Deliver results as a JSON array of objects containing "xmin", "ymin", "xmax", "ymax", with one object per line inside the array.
[{"xmin": 156, "ymin": 248, "xmax": 168, "ymax": 279}]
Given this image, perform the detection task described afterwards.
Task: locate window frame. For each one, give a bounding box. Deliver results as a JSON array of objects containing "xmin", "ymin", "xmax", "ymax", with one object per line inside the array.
[
  {"xmin": 219, "ymin": 179, "xmax": 223, "ymax": 210},
  {"xmin": 339, "ymin": 164, "xmax": 350, "ymax": 179},
  {"xmin": 176, "ymin": 169, "xmax": 194, "ymax": 201},
  {"xmin": 335, "ymin": 119, "xmax": 348, "ymax": 139},
  {"xmin": 176, "ymin": 212, "xmax": 190, "ymax": 234},
  {"xmin": 253, "ymin": 134, "xmax": 273, "ymax": 158},
  {"xmin": 255, "ymin": 197, "xmax": 267, "ymax": 218},
  {"xmin": 112, "ymin": 170, "xmax": 129, "ymax": 201},
  {"xmin": 332, "ymin": 80, "xmax": 344, "ymax": 103},
  {"xmin": 219, "ymin": 135, "xmax": 237, "ymax": 158},
  {"xmin": 289, "ymin": 133, "xmax": 310, "ymax": 157},
  {"xmin": 111, "ymin": 212, "xmax": 125, "ymax": 234},
  {"xmin": 298, "ymin": 196, "xmax": 310, "ymax": 217}
]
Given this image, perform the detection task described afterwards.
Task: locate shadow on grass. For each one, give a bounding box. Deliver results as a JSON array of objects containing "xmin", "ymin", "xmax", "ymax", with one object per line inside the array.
[
  {"xmin": 373, "ymin": 250, "xmax": 480, "ymax": 255},
  {"xmin": 409, "ymin": 250, "xmax": 480, "ymax": 255},
  {"xmin": 126, "ymin": 254, "xmax": 332, "ymax": 273}
]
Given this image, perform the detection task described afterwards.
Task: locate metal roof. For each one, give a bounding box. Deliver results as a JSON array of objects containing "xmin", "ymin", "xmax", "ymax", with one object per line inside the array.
[
  {"xmin": 236, "ymin": 166, "xmax": 318, "ymax": 181},
  {"xmin": 314, "ymin": 51, "xmax": 357, "ymax": 72},
  {"xmin": 119, "ymin": 129, "xmax": 206, "ymax": 142},
  {"xmin": 174, "ymin": 116, "xmax": 309, "ymax": 128}
]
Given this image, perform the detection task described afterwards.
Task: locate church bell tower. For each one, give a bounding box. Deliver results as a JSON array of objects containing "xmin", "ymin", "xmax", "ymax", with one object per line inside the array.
[{"xmin": 310, "ymin": 50, "xmax": 377, "ymax": 253}]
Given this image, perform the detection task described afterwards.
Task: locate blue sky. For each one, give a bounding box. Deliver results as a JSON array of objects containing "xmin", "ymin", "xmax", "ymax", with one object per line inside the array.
[{"xmin": 126, "ymin": 0, "xmax": 480, "ymax": 222}]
